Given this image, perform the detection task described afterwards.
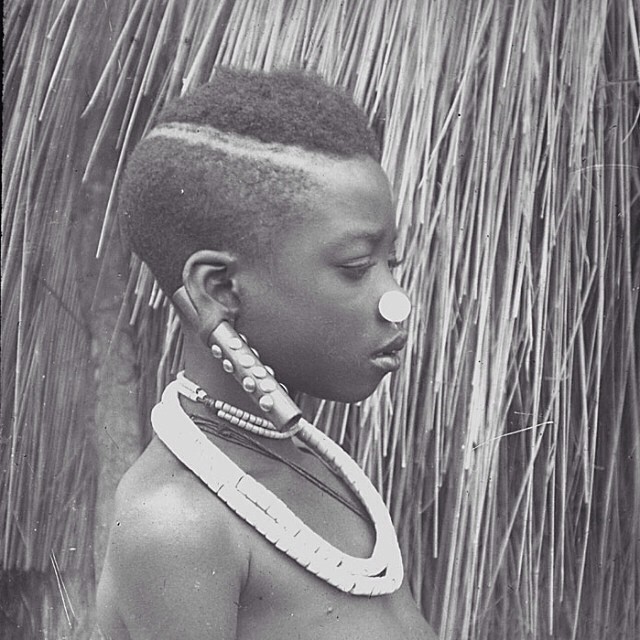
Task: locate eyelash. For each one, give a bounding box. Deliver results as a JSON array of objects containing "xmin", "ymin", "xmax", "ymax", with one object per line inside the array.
[{"xmin": 341, "ymin": 256, "xmax": 404, "ymax": 279}]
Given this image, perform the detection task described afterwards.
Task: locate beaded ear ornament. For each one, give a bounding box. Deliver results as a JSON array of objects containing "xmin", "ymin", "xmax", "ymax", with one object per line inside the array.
[{"xmin": 153, "ymin": 287, "xmax": 405, "ymax": 595}]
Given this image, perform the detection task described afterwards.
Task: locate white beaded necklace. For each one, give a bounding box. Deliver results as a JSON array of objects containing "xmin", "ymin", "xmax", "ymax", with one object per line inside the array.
[{"xmin": 152, "ymin": 378, "xmax": 404, "ymax": 596}]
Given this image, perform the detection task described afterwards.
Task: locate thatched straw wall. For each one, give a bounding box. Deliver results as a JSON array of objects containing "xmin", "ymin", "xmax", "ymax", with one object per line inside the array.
[{"xmin": 2, "ymin": 1, "xmax": 638, "ymax": 638}]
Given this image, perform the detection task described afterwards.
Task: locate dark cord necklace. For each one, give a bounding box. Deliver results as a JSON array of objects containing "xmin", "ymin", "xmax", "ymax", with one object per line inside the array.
[{"xmin": 189, "ymin": 413, "xmax": 368, "ymax": 521}]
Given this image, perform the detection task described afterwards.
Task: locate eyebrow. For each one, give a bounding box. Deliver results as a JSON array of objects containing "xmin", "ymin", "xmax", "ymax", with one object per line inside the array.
[{"xmin": 327, "ymin": 230, "xmax": 397, "ymax": 250}]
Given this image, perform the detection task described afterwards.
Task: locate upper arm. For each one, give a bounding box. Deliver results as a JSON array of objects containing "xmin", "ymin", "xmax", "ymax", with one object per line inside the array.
[{"xmin": 102, "ymin": 483, "xmax": 249, "ymax": 640}]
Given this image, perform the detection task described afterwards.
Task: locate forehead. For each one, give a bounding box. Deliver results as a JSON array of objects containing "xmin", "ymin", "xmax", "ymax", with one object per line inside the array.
[{"xmin": 300, "ymin": 157, "xmax": 395, "ymax": 245}]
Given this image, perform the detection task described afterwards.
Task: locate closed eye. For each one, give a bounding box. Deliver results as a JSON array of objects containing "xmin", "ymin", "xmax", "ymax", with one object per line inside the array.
[
  {"xmin": 340, "ymin": 254, "xmax": 403, "ymax": 280},
  {"xmin": 340, "ymin": 260, "xmax": 374, "ymax": 279}
]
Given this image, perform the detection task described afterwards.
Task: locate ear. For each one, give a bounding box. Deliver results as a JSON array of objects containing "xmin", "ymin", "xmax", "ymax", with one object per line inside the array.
[{"xmin": 174, "ymin": 250, "xmax": 240, "ymax": 345}]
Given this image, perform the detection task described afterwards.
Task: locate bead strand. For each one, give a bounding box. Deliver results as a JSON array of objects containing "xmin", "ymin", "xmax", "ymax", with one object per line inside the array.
[{"xmin": 176, "ymin": 371, "xmax": 304, "ymax": 439}]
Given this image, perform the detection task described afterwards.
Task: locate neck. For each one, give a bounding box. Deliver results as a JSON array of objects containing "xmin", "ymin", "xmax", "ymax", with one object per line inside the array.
[{"xmin": 182, "ymin": 329, "xmax": 301, "ymax": 456}]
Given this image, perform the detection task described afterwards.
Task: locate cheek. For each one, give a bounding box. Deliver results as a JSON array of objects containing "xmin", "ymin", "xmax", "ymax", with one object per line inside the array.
[
  {"xmin": 291, "ymin": 286, "xmax": 371, "ymax": 352},
  {"xmin": 237, "ymin": 267, "xmax": 380, "ymax": 375},
  {"xmin": 237, "ymin": 294, "xmax": 384, "ymax": 401}
]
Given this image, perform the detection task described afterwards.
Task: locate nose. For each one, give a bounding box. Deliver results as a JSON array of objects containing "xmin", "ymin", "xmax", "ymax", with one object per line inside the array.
[{"xmin": 378, "ymin": 289, "xmax": 412, "ymax": 323}]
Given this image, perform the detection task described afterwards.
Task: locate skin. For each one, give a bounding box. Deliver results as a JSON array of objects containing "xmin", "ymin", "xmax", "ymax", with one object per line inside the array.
[{"xmin": 97, "ymin": 155, "xmax": 438, "ymax": 640}]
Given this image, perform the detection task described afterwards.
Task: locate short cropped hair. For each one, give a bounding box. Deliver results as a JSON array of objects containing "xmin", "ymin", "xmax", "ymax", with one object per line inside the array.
[{"xmin": 119, "ymin": 68, "xmax": 380, "ymax": 295}]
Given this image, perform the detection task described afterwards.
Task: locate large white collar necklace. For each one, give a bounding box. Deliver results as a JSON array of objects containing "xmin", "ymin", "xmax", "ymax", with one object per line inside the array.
[{"xmin": 151, "ymin": 378, "xmax": 404, "ymax": 596}]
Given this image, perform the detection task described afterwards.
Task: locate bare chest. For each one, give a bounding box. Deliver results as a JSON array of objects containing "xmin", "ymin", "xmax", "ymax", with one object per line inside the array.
[
  {"xmin": 238, "ymin": 561, "xmax": 434, "ymax": 640},
  {"xmin": 231, "ymin": 466, "xmax": 435, "ymax": 640}
]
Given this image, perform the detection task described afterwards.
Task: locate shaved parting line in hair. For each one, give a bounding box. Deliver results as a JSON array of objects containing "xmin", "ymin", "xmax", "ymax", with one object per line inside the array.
[{"xmin": 147, "ymin": 122, "xmax": 354, "ymax": 171}]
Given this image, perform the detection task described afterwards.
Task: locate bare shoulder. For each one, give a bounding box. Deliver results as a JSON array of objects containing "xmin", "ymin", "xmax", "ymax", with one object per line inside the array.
[
  {"xmin": 97, "ymin": 438, "xmax": 250, "ymax": 640},
  {"xmin": 108, "ymin": 444, "xmax": 250, "ymax": 568}
]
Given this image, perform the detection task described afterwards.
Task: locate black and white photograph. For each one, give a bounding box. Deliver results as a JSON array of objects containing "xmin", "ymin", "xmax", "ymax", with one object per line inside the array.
[{"xmin": 2, "ymin": 1, "xmax": 639, "ymax": 639}]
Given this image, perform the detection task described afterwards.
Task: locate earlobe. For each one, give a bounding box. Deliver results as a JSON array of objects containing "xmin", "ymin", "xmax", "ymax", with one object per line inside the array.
[{"xmin": 177, "ymin": 250, "xmax": 240, "ymax": 344}]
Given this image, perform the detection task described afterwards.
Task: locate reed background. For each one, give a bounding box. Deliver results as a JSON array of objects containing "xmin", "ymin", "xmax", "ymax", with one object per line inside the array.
[{"xmin": 2, "ymin": 1, "xmax": 639, "ymax": 638}]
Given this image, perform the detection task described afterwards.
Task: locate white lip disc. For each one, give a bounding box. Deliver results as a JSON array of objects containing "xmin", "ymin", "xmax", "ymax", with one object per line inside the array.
[{"xmin": 378, "ymin": 290, "xmax": 412, "ymax": 323}]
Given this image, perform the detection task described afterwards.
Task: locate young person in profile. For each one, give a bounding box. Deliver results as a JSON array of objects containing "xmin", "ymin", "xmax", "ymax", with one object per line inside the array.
[{"xmin": 96, "ymin": 68, "xmax": 438, "ymax": 640}]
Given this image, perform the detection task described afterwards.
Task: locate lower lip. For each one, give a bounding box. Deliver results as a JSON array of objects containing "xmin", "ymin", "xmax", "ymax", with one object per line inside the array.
[{"xmin": 371, "ymin": 353, "xmax": 401, "ymax": 372}]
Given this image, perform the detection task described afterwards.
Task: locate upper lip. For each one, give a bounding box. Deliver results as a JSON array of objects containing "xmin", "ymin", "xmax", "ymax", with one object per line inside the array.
[{"xmin": 375, "ymin": 332, "xmax": 408, "ymax": 356}]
